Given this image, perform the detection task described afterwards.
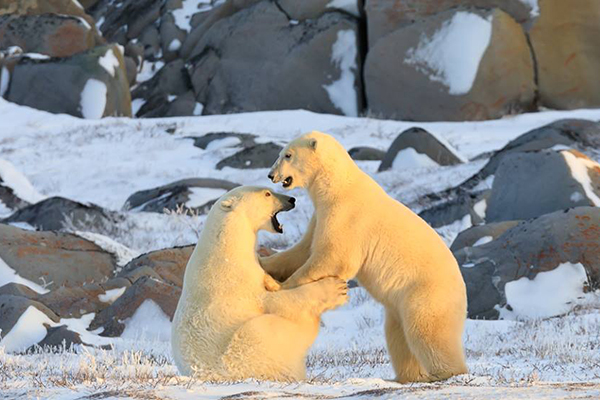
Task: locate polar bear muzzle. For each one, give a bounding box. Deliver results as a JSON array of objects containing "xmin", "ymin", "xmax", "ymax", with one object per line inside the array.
[{"xmin": 271, "ymin": 194, "xmax": 295, "ymax": 233}]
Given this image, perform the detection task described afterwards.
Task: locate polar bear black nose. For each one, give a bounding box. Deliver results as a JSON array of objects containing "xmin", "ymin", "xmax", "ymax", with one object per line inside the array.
[
  {"xmin": 268, "ymin": 174, "xmax": 274, "ymax": 181},
  {"xmin": 289, "ymin": 197, "xmax": 296, "ymax": 205}
]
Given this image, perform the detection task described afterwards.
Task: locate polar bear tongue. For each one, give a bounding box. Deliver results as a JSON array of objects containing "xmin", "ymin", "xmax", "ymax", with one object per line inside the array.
[{"xmin": 271, "ymin": 212, "xmax": 283, "ymax": 233}]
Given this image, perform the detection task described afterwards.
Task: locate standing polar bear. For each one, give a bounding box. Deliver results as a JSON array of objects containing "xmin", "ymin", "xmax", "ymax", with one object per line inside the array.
[
  {"xmin": 171, "ymin": 186, "xmax": 347, "ymax": 381},
  {"xmin": 262, "ymin": 132, "xmax": 468, "ymax": 383}
]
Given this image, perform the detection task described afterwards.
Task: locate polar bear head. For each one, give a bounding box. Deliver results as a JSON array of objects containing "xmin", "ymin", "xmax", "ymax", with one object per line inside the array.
[
  {"xmin": 268, "ymin": 131, "xmax": 349, "ymax": 190},
  {"xmin": 215, "ymin": 186, "xmax": 296, "ymax": 233}
]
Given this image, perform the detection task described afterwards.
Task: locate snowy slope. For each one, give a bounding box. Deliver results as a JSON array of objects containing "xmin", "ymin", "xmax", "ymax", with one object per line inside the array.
[{"xmin": 1, "ymin": 99, "xmax": 600, "ymax": 398}]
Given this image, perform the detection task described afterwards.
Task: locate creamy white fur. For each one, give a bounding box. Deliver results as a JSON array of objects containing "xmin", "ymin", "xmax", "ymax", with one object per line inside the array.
[
  {"xmin": 171, "ymin": 186, "xmax": 347, "ymax": 381},
  {"xmin": 263, "ymin": 132, "xmax": 468, "ymax": 383}
]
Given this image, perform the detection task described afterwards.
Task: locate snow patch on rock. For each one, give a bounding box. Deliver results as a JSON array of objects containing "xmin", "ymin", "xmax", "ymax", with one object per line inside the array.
[
  {"xmin": 0, "ymin": 306, "xmax": 54, "ymax": 352},
  {"xmin": 0, "ymin": 158, "xmax": 45, "ymax": 203},
  {"xmin": 392, "ymin": 148, "xmax": 439, "ymax": 170},
  {"xmin": 0, "ymin": 67, "xmax": 9, "ymax": 98},
  {"xmin": 73, "ymin": 231, "xmax": 140, "ymax": 267},
  {"xmin": 80, "ymin": 79, "xmax": 107, "ymax": 119},
  {"xmin": 562, "ymin": 151, "xmax": 600, "ymax": 206},
  {"xmin": 98, "ymin": 49, "xmax": 120, "ymax": 77},
  {"xmin": 327, "ymin": 0, "xmax": 359, "ymax": 17},
  {"xmin": 0, "ymin": 256, "xmax": 49, "ymax": 294},
  {"xmin": 323, "ymin": 30, "xmax": 358, "ymax": 117},
  {"xmin": 98, "ymin": 287, "xmax": 127, "ymax": 304},
  {"xmin": 121, "ymin": 299, "xmax": 171, "ymax": 342},
  {"xmin": 186, "ymin": 187, "xmax": 228, "ymax": 208}
]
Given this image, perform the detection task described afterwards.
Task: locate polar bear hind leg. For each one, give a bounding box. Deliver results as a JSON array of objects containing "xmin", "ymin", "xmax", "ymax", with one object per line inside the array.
[{"xmin": 385, "ymin": 309, "xmax": 429, "ymax": 383}]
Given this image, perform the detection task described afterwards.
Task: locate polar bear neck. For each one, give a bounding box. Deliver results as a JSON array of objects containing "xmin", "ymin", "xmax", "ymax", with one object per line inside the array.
[
  {"xmin": 307, "ymin": 150, "xmax": 359, "ymax": 207},
  {"xmin": 200, "ymin": 212, "xmax": 260, "ymax": 266}
]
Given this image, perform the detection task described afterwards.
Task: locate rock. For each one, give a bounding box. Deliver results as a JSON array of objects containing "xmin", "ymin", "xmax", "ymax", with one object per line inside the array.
[
  {"xmin": 0, "ymin": 158, "xmax": 44, "ymax": 213},
  {"xmin": 124, "ymin": 56, "xmax": 137, "ymax": 86},
  {"xmin": 3, "ymin": 196, "xmax": 120, "ymax": 231},
  {"xmin": 0, "ymin": 295, "xmax": 59, "ymax": 340},
  {"xmin": 277, "ymin": 0, "xmax": 360, "ymax": 20},
  {"xmin": 0, "ymin": 184, "xmax": 29, "ymax": 212},
  {"xmin": 419, "ymin": 190, "xmax": 489, "ymax": 228},
  {"xmin": 90, "ymin": 0, "xmax": 163, "ymax": 42},
  {"xmin": 364, "ymin": 8, "xmax": 535, "ymax": 121},
  {"xmin": 486, "ymin": 150, "xmax": 600, "ymax": 223},
  {"xmin": 0, "ymin": 282, "xmax": 38, "ymax": 299},
  {"xmin": 216, "ymin": 142, "xmax": 283, "ymax": 170},
  {"xmin": 119, "ymin": 246, "xmax": 194, "ymax": 287},
  {"xmin": 124, "ymin": 178, "xmax": 239, "ymax": 214},
  {"xmin": 365, "ymin": 0, "xmax": 533, "ymax": 47},
  {"xmin": 530, "ymin": 0, "xmax": 600, "ymax": 110},
  {"xmin": 0, "ymin": 223, "xmax": 117, "ymax": 290},
  {"xmin": 460, "ymin": 119, "xmax": 600, "ymax": 190},
  {"xmin": 450, "ymin": 221, "xmax": 520, "ymax": 252},
  {"xmin": 138, "ymin": 24, "xmax": 161, "ymax": 60},
  {"xmin": 0, "ymin": 0, "xmax": 97, "ymax": 29},
  {"xmin": 0, "ymin": 14, "xmax": 99, "ymax": 58},
  {"xmin": 189, "ymin": 1, "xmax": 363, "ymax": 116},
  {"xmin": 159, "ymin": 13, "xmax": 186, "ymax": 62},
  {"xmin": 33, "ymin": 325, "xmax": 83, "ymax": 351},
  {"xmin": 348, "ymin": 146, "xmax": 386, "ymax": 161},
  {"xmin": 187, "ymin": 132, "xmax": 257, "ymax": 150},
  {"xmin": 4, "ymin": 44, "xmax": 132, "ymax": 118},
  {"xmin": 378, "ymin": 128, "xmax": 463, "ymax": 172},
  {"xmin": 89, "ymin": 276, "xmax": 181, "ymax": 337},
  {"xmin": 456, "ymin": 207, "xmax": 600, "ymax": 319}
]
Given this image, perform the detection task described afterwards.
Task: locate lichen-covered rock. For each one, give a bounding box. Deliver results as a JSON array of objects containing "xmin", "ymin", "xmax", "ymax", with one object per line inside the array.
[
  {"xmin": 216, "ymin": 142, "xmax": 283, "ymax": 170},
  {"xmin": 450, "ymin": 221, "xmax": 520, "ymax": 252},
  {"xmin": 119, "ymin": 246, "xmax": 194, "ymax": 287}
]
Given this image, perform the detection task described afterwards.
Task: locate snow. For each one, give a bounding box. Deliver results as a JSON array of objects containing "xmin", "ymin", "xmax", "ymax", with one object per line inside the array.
[
  {"xmin": 79, "ymin": 79, "xmax": 107, "ymax": 119},
  {"xmin": 98, "ymin": 49, "xmax": 120, "ymax": 77},
  {"xmin": 562, "ymin": 150, "xmax": 600, "ymax": 206},
  {"xmin": 323, "ymin": 30, "xmax": 358, "ymax": 117},
  {"xmin": 193, "ymin": 102, "xmax": 204, "ymax": 116},
  {"xmin": 327, "ymin": 0, "xmax": 360, "ymax": 17},
  {"xmin": 0, "ymin": 66, "xmax": 9, "ymax": 97},
  {"xmin": 72, "ymin": 231, "xmax": 140, "ymax": 266},
  {"xmin": 473, "ymin": 235, "xmax": 493, "ymax": 246},
  {"xmin": 0, "ymin": 256, "xmax": 49, "ymax": 294},
  {"xmin": 519, "ymin": 0, "xmax": 540, "ymax": 17},
  {"xmin": 392, "ymin": 148, "xmax": 438, "ymax": 170},
  {"xmin": 168, "ymin": 39, "xmax": 182, "ymax": 52},
  {"xmin": 136, "ymin": 60, "xmax": 165, "ymax": 83},
  {"xmin": 120, "ymin": 299, "xmax": 172, "ymax": 342},
  {"xmin": 205, "ymin": 136, "xmax": 240, "ymax": 150},
  {"xmin": 501, "ymin": 262, "xmax": 589, "ymax": 319},
  {"xmin": 0, "ymin": 306, "xmax": 55, "ymax": 352},
  {"xmin": 405, "ymin": 12, "xmax": 493, "ymax": 95},
  {"xmin": 22, "ymin": 53, "xmax": 50, "ymax": 60},
  {"xmin": 98, "ymin": 287, "xmax": 126, "ymax": 304},
  {"xmin": 0, "ymin": 158, "xmax": 46, "ymax": 203},
  {"xmin": 172, "ymin": 0, "xmax": 217, "ymax": 32},
  {"xmin": 132, "ymin": 98, "xmax": 146, "ymax": 115},
  {"xmin": 473, "ymin": 198, "xmax": 487, "ymax": 219},
  {"xmin": 186, "ymin": 187, "xmax": 227, "ymax": 208},
  {"xmin": 96, "ymin": 16, "xmax": 105, "ymax": 29},
  {"xmin": 71, "ymin": 0, "xmax": 84, "ymax": 10}
]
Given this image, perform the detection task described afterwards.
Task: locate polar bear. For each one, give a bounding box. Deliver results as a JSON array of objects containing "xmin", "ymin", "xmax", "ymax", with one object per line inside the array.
[
  {"xmin": 262, "ymin": 132, "xmax": 468, "ymax": 383},
  {"xmin": 171, "ymin": 186, "xmax": 347, "ymax": 381}
]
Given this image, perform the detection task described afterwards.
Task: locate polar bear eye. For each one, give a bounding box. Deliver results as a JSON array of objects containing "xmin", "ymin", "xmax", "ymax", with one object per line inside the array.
[
  {"xmin": 284, "ymin": 153, "xmax": 292, "ymax": 159},
  {"xmin": 265, "ymin": 192, "xmax": 271, "ymax": 197}
]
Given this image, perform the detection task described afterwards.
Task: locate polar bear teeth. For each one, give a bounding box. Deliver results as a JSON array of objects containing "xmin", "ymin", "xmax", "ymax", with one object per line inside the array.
[
  {"xmin": 283, "ymin": 177, "xmax": 293, "ymax": 187},
  {"xmin": 271, "ymin": 212, "xmax": 283, "ymax": 233}
]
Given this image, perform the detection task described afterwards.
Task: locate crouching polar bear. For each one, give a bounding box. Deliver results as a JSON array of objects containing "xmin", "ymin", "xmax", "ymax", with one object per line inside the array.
[
  {"xmin": 262, "ymin": 132, "xmax": 468, "ymax": 383},
  {"xmin": 171, "ymin": 186, "xmax": 347, "ymax": 381}
]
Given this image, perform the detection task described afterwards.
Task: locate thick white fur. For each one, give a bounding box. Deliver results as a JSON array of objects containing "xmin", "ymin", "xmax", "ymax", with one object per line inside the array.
[
  {"xmin": 171, "ymin": 186, "xmax": 347, "ymax": 382},
  {"xmin": 262, "ymin": 132, "xmax": 468, "ymax": 383}
]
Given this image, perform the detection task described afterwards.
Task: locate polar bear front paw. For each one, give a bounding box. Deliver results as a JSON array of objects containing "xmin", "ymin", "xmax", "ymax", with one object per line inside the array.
[
  {"xmin": 264, "ymin": 273, "xmax": 282, "ymax": 292},
  {"xmin": 313, "ymin": 277, "xmax": 348, "ymax": 312}
]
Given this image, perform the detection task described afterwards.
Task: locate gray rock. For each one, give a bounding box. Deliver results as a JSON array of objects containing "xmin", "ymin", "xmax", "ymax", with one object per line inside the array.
[
  {"xmin": 0, "ymin": 14, "xmax": 99, "ymax": 58},
  {"xmin": 124, "ymin": 56, "xmax": 137, "ymax": 86},
  {"xmin": 90, "ymin": 276, "xmax": 182, "ymax": 337},
  {"xmin": 32, "ymin": 325, "xmax": 83, "ymax": 351},
  {"xmin": 0, "ymin": 0, "xmax": 97, "ymax": 28},
  {"xmin": 160, "ymin": 14, "xmax": 186, "ymax": 62},
  {"xmin": 4, "ymin": 44, "xmax": 132, "ymax": 118},
  {"xmin": 188, "ymin": 1, "xmax": 363, "ymax": 116},
  {"xmin": 119, "ymin": 245, "xmax": 194, "ymax": 287},
  {"xmin": 456, "ymin": 207, "xmax": 600, "ymax": 319},
  {"xmin": 138, "ymin": 24, "xmax": 161, "ymax": 60},
  {"xmin": 124, "ymin": 178, "xmax": 239, "ymax": 214},
  {"xmin": 364, "ymin": 8, "xmax": 535, "ymax": 121},
  {"xmin": 90, "ymin": 0, "xmax": 163, "ymax": 42},
  {"xmin": 187, "ymin": 132, "xmax": 257, "ymax": 150},
  {"xmin": 450, "ymin": 221, "xmax": 520, "ymax": 252},
  {"xmin": 0, "ymin": 184, "xmax": 29, "ymax": 212},
  {"xmin": 0, "ymin": 283, "xmax": 39, "ymax": 299},
  {"xmin": 486, "ymin": 150, "xmax": 600, "ymax": 223},
  {"xmin": 3, "ymin": 196, "xmax": 120, "ymax": 231},
  {"xmin": 216, "ymin": 142, "xmax": 283, "ymax": 170},
  {"xmin": 348, "ymin": 146, "xmax": 386, "ymax": 161},
  {"xmin": 0, "ymin": 223, "xmax": 117, "ymax": 290},
  {"xmin": 277, "ymin": 0, "xmax": 360, "ymax": 20},
  {"xmin": 379, "ymin": 128, "xmax": 463, "ymax": 172},
  {"xmin": 419, "ymin": 190, "xmax": 488, "ymax": 228},
  {"xmin": 0, "ymin": 295, "xmax": 59, "ymax": 340}
]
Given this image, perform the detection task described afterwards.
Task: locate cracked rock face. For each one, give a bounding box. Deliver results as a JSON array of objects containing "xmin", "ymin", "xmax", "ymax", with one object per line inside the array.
[
  {"xmin": 455, "ymin": 207, "xmax": 600, "ymax": 319},
  {"xmin": 0, "ymin": 223, "xmax": 118, "ymax": 290},
  {"xmin": 188, "ymin": 0, "xmax": 363, "ymax": 116}
]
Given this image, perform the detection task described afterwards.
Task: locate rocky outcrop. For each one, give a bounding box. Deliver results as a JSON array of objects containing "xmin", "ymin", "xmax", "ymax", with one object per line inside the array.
[{"xmin": 216, "ymin": 142, "xmax": 283, "ymax": 170}]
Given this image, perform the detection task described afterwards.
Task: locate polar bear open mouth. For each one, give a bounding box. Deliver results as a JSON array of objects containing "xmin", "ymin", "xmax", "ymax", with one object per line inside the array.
[
  {"xmin": 282, "ymin": 177, "xmax": 293, "ymax": 188},
  {"xmin": 271, "ymin": 212, "xmax": 284, "ymax": 233}
]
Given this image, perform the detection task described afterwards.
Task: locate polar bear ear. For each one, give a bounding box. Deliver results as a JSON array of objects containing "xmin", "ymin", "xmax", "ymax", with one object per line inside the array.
[
  {"xmin": 219, "ymin": 197, "xmax": 238, "ymax": 212},
  {"xmin": 309, "ymin": 138, "xmax": 318, "ymax": 150}
]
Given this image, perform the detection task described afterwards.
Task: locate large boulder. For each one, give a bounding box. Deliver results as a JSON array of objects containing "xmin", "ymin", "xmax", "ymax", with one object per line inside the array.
[
  {"xmin": 124, "ymin": 178, "xmax": 239, "ymax": 214},
  {"xmin": 419, "ymin": 190, "xmax": 489, "ymax": 229},
  {"xmin": 450, "ymin": 220, "xmax": 520, "ymax": 252},
  {"xmin": 3, "ymin": 196, "xmax": 120, "ymax": 231},
  {"xmin": 187, "ymin": 132, "xmax": 257, "ymax": 150},
  {"xmin": 365, "ymin": 0, "xmax": 533, "ymax": 47},
  {"xmin": 0, "ymin": 0, "xmax": 97, "ymax": 28},
  {"xmin": 89, "ymin": 0, "xmax": 163, "ymax": 43},
  {"xmin": 0, "ymin": 295, "xmax": 59, "ymax": 342},
  {"xmin": 118, "ymin": 246, "xmax": 194, "ymax": 287},
  {"xmin": 216, "ymin": 142, "xmax": 283, "ymax": 170},
  {"xmin": 486, "ymin": 150, "xmax": 600, "ymax": 223},
  {"xmin": 89, "ymin": 276, "xmax": 181, "ymax": 337},
  {"xmin": 188, "ymin": 1, "xmax": 363, "ymax": 116},
  {"xmin": 0, "ymin": 224, "xmax": 117, "ymax": 290},
  {"xmin": 530, "ymin": 0, "xmax": 600, "ymax": 110},
  {"xmin": 364, "ymin": 8, "xmax": 535, "ymax": 121},
  {"xmin": 0, "ymin": 14, "xmax": 100, "ymax": 58},
  {"xmin": 378, "ymin": 127, "xmax": 464, "ymax": 172},
  {"xmin": 456, "ymin": 207, "xmax": 600, "ymax": 319},
  {"xmin": 3, "ymin": 44, "xmax": 132, "ymax": 118}
]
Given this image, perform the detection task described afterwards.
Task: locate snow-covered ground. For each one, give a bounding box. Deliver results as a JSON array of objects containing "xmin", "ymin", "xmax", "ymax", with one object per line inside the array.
[{"xmin": 2, "ymin": 99, "xmax": 600, "ymax": 398}]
